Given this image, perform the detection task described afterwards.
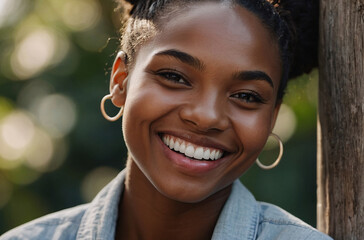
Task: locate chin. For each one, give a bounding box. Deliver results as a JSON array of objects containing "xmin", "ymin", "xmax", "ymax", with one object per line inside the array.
[{"xmin": 153, "ymin": 178, "xmax": 232, "ymax": 204}]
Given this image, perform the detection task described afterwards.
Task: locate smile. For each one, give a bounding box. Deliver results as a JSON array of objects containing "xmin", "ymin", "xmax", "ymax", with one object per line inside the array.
[{"xmin": 162, "ymin": 134, "xmax": 224, "ymax": 161}]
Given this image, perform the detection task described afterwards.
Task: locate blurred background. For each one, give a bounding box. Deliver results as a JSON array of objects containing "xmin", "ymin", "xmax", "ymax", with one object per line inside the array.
[{"xmin": 0, "ymin": 0, "xmax": 318, "ymax": 234}]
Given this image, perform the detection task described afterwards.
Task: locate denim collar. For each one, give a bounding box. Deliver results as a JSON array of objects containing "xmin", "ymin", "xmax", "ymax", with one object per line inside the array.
[
  {"xmin": 212, "ymin": 180, "xmax": 259, "ymax": 240},
  {"xmin": 76, "ymin": 169, "xmax": 259, "ymax": 240},
  {"xmin": 76, "ymin": 169, "xmax": 125, "ymax": 239}
]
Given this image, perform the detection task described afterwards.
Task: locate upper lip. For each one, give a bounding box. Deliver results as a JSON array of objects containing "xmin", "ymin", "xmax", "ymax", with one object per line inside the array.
[{"xmin": 158, "ymin": 130, "xmax": 234, "ymax": 153}]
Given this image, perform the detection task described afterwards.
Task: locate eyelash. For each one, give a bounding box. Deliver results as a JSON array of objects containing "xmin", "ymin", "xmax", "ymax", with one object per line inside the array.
[
  {"xmin": 230, "ymin": 91, "xmax": 265, "ymax": 104},
  {"xmin": 156, "ymin": 70, "xmax": 190, "ymax": 86}
]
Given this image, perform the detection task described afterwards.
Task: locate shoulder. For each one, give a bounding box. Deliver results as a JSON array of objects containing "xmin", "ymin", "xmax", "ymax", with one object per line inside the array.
[
  {"xmin": 257, "ymin": 202, "xmax": 333, "ymax": 240},
  {"xmin": 0, "ymin": 204, "xmax": 88, "ymax": 240},
  {"xmin": 213, "ymin": 180, "xmax": 333, "ymax": 240}
]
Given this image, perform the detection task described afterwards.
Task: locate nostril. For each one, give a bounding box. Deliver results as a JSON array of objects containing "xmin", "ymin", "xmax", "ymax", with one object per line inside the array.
[
  {"xmin": 179, "ymin": 97, "xmax": 229, "ymax": 131},
  {"xmin": 180, "ymin": 110, "xmax": 228, "ymax": 132}
]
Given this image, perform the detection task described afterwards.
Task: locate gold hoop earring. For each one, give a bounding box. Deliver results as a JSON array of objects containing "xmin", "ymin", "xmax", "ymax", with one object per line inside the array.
[
  {"xmin": 256, "ymin": 133, "xmax": 283, "ymax": 170},
  {"xmin": 100, "ymin": 84, "xmax": 124, "ymax": 121}
]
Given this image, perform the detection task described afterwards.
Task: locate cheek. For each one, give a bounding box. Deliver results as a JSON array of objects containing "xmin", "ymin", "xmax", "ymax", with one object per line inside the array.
[
  {"xmin": 231, "ymin": 108, "xmax": 275, "ymax": 158},
  {"xmin": 123, "ymin": 84, "xmax": 177, "ymax": 126},
  {"xmin": 122, "ymin": 86, "xmax": 157, "ymax": 148},
  {"xmin": 121, "ymin": 78, "xmax": 179, "ymax": 157}
]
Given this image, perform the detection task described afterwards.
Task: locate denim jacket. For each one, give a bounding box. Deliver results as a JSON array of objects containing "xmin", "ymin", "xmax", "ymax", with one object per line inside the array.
[{"xmin": 1, "ymin": 169, "xmax": 332, "ymax": 240}]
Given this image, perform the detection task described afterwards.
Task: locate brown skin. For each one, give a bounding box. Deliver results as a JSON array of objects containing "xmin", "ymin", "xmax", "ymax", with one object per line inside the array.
[{"xmin": 110, "ymin": 3, "xmax": 282, "ymax": 240}]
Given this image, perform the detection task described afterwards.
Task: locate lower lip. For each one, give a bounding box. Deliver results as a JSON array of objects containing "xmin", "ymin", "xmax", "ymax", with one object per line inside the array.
[{"xmin": 158, "ymin": 135, "xmax": 225, "ymax": 175}]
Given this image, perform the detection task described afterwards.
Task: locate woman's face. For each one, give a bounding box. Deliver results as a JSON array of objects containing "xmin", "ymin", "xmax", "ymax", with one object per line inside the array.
[{"xmin": 119, "ymin": 2, "xmax": 282, "ymax": 203}]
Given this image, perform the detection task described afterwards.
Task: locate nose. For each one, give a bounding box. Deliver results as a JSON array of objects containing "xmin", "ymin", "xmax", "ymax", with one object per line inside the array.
[{"xmin": 179, "ymin": 92, "xmax": 229, "ymax": 132}]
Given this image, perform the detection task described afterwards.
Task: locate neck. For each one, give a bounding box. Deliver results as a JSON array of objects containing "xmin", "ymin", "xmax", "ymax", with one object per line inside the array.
[{"xmin": 115, "ymin": 159, "xmax": 231, "ymax": 240}]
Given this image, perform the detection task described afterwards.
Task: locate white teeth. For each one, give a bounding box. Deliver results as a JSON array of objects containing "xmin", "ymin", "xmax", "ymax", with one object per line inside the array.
[
  {"xmin": 169, "ymin": 138, "xmax": 175, "ymax": 149},
  {"xmin": 193, "ymin": 147, "xmax": 204, "ymax": 159},
  {"xmin": 203, "ymin": 149, "xmax": 210, "ymax": 160},
  {"xmin": 179, "ymin": 142, "xmax": 186, "ymax": 153},
  {"xmin": 210, "ymin": 150, "xmax": 216, "ymax": 160},
  {"xmin": 185, "ymin": 145, "xmax": 195, "ymax": 158},
  {"xmin": 163, "ymin": 136, "xmax": 169, "ymax": 145},
  {"xmin": 174, "ymin": 141, "xmax": 180, "ymax": 151},
  {"xmin": 162, "ymin": 135, "xmax": 224, "ymax": 161}
]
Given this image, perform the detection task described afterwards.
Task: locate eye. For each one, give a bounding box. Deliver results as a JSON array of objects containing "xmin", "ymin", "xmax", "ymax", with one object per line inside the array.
[
  {"xmin": 157, "ymin": 71, "xmax": 190, "ymax": 86},
  {"xmin": 230, "ymin": 91, "xmax": 265, "ymax": 104}
]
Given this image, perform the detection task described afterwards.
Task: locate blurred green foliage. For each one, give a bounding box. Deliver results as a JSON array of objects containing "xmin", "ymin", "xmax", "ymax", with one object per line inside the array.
[{"xmin": 0, "ymin": 0, "xmax": 319, "ymax": 234}]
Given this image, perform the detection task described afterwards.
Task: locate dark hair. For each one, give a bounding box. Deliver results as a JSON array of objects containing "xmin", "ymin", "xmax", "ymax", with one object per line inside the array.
[{"xmin": 116, "ymin": 0, "xmax": 318, "ymax": 100}]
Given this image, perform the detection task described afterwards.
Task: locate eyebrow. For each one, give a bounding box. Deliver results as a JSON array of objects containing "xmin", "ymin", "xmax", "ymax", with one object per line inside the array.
[
  {"xmin": 154, "ymin": 49, "xmax": 274, "ymax": 88},
  {"xmin": 232, "ymin": 70, "xmax": 274, "ymax": 88},
  {"xmin": 154, "ymin": 49, "xmax": 205, "ymax": 71}
]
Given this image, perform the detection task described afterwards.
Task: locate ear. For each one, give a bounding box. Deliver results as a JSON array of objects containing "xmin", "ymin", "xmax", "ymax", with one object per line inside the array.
[
  {"xmin": 109, "ymin": 51, "xmax": 128, "ymax": 107},
  {"xmin": 270, "ymin": 100, "xmax": 282, "ymax": 132}
]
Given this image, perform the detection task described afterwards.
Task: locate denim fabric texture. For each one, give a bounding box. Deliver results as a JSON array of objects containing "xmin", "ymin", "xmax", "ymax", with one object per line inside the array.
[{"xmin": 1, "ymin": 169, "xmax": 333, "ymax": 240}]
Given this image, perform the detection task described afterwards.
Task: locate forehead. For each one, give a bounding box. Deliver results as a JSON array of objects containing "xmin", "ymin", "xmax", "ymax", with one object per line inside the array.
[{"xmin": 136, "ymin": 2, "xmax": 281, "ymax": 85}]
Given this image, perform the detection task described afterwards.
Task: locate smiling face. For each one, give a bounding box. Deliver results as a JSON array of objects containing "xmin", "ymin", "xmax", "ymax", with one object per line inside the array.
[{"xmin": 115, "ymin": 2, "xmax": 282, "ymax": 203}]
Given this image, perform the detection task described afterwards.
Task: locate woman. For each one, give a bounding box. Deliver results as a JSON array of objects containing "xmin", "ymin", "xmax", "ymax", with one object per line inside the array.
[{"xmin": 1, "ymin": 0, "xmax": 332, "ymax": 239}]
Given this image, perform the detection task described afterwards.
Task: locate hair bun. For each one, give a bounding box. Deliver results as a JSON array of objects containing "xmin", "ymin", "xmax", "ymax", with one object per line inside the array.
[
  {"xmin": 117, "ymin": 0, "xmax": 141, "ymax": 16},
  {"xmin": 277, "ymin": 0, "xmax": 319, "ymax": 78},
  {"xmin": 124, "ymin": 0, "xmax": 139, "ymax": 5}
]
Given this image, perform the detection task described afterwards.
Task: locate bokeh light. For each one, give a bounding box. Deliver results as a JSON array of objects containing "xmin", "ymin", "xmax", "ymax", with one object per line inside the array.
[
  {"xmin": 10, "ymin": 27, "xmax": 70, "ymax": 80},
  {"xmin": 81, "ymin": 167, "xmax": 119, "ymax": 202},
  {"xmin": 24, "ymin": 128, "xmax": 54, "ymax": 171},
  {"xmin": 36, "ymin": 94, "xmax": 77, "ymax": 138},
  {"xmin": 17, "ymin": 80, "xmax": 55, "ymax": 112},
  {"xmin": 1, "ymin": 112, "xmax": 35, "ymax": 150},
  {"xmin": 60, "ymin": 0, "xmax": 101, "ymax": 32},
  {"xmin": 11, "ymin": 28, "xmax": 57, "ymax": 79},
  {"xmin": 0, "ymin": 0, "xmax": 27, "ymax": 28},
  {"xmin": 0, "ymin": 109, "xmax": 67, "ymax": 173},
  {"xmin": 0, "ymin": 111, "xmax": 35, "ymax": 162},
  {"xmin": 273, "ymin": 104, "xmax": 297, "ymax": 143}
]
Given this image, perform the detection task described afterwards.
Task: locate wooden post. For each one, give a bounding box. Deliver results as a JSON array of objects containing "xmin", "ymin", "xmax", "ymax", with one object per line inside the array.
[{"xmin": 317, "ymin": 0, "xmax": 364, "ymax": 239}]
